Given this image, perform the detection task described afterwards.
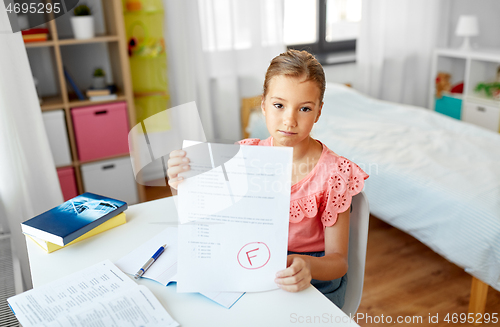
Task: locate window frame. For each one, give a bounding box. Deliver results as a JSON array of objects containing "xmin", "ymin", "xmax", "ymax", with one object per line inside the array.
[{"xmin": 286, "ymin": 0, "xmax": 357, "ymax": 64}]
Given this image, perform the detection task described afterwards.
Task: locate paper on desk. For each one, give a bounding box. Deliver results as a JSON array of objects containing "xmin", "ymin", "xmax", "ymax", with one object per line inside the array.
[
  {"xmin": 7, "ymin": 260, "xmax": 178, "ymax": 327},
  {"xmin": 177, "ymin": 141, "xmax": 293, "ymax": 293},
  {"xmin": 115, "ymin": 227, "xmax": 244, "ymax": 309}
]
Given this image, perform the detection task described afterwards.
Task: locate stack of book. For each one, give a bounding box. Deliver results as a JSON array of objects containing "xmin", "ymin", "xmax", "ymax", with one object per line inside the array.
[
  {"xmin": 86, "ymin": 85, "xmax": 118, "ymax": 102},
  {"xmin": 22, "ymin": 28, "xmax": 49, "ymax": 43},
  {"xmin": 22, "ymin": 193, "xmax": 127, "ymax": 253}
]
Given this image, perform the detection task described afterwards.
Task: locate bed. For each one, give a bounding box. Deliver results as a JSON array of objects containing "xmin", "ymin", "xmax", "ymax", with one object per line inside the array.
[{"xmin": 243, "ymin": 83, "xmax": 500, "ymax": 307}]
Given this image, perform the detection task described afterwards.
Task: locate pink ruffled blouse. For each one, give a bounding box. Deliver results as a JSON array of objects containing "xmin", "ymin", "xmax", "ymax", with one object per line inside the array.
[{"xmin": 239, "ymin": 137, "xmax": 369, "ymax": 252}]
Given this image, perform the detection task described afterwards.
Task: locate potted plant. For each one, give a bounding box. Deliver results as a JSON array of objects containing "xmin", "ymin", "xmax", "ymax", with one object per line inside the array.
[
  {"xmin": 70, "ymin": 4, "xmax": 94, "ymax": 40},
  {"xmin": 92, "ymin": 68, "xmax": 106, "ymax": 89}
]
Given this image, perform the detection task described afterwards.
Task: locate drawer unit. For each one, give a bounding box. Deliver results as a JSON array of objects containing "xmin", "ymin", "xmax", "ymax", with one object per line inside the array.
[
  {"xmin": 71, "ymin": 102, "xmax": 130, "ymax": 162},
  {"xmin": 42, "ymin": 110, "xmax": 72, "ymax": 166},
  {"xmin": 57, "ymin": 167, "xmax": 78, "ymax": 201},
  {"xmin": 462, "ymin": 102, "xmax": 500, "ymax": 132},
  {"xmin": 81, "ymin": 157, "xmax": 139, "ymax": 205}
]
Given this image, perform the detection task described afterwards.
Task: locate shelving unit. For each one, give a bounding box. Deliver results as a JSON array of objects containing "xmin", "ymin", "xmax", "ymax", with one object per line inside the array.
[
  {"xmin": 24, "ymin": 0, "xmax": 146, "ymax": 203},
  {"xmin": 429, "ymin": 48, "xmax": 500, "ymax": 133}
]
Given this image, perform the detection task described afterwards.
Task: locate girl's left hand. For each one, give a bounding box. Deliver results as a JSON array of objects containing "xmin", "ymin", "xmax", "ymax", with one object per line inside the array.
[{"xmin": 275, "ymin": 255, "xmax": 312, "ymax": 292}]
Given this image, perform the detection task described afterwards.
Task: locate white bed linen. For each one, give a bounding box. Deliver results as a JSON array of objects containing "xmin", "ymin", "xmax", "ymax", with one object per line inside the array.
[{"xmin": 248, "ymin": 83, "xmax": 500, "ymax": 292}]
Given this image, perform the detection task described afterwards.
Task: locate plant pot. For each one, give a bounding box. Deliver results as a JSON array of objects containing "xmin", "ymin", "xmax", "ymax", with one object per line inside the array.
[
  {"xmin": 70, "ymin": 16, "xmax": 95, "ymax": 40},
  {"xmin": 92, "ymin": 76, "xmax": 106, "ymax": 89}
]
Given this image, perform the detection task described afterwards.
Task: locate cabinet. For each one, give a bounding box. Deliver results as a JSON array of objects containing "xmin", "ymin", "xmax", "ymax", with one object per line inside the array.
[
  {"xmin": 429, "ymin": 48, "xmax": 500, "ymax": 133},
  {"xmin": 25, "ymin": 0, "xmax": 145, "ymax": 203}
]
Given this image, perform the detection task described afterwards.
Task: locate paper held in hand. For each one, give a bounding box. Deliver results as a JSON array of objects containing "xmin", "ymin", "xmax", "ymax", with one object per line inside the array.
[{"xmin": 176, "ymin": 141, "xmax": 293, "ymax": 293}]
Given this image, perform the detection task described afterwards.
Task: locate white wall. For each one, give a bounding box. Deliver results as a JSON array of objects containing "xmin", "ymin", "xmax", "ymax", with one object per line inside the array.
[{"xmin": 447, "ymin": 0, "xmax": 500, "ymax": 49}]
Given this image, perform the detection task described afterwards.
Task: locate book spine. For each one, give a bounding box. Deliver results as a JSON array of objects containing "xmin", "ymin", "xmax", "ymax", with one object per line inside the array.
[
  {"xmin": 21, "ymin": 28, "xmax": 49, "ymax": 35},
  {"xmin": 63, "ymin": 67, "xmax": 85, "ymax": 100},
  {"xmin": 22, "ymin": 33, "xmax": 48, "ymax": 39},
  {"xmin": 23, "ymin": 38, "xmax": 48, "ymax": 43}
]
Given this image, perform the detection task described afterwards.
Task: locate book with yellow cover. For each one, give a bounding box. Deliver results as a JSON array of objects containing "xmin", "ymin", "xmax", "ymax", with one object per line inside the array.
[
  {"xmin": 26, "ymin": 212, "xmax": 126, "ymax": 253},
  {"xmin": 22, "ymin": 192, "xmax": 127, "ymax": 246},
  {"xmin": 22, "ymin": 33, "xmax": 48, "ymax": 42}
]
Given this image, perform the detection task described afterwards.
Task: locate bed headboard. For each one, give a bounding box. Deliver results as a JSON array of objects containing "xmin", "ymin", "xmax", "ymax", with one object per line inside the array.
[{"xmin": 241, "ymin": 95, "xmax": 261, "ymax": 139}]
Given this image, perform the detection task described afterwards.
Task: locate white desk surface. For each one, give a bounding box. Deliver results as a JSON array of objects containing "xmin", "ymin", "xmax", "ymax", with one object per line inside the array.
[{"xmin": 27, "ymin": 196, "xmax": 358, "ymax": 327}]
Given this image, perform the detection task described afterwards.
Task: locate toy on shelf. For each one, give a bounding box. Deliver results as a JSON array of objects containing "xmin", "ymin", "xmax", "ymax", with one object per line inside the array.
[
  {"xmin": 435, "ymin": 72, "xmax": 464, "ymax": 98},
  {"xmin": 435, "ymin": 72, "xmax": 451, "ymax": 98},
  {"xmin": 450, "ymin": 82, "xmax": 464, "ymax": 94}
]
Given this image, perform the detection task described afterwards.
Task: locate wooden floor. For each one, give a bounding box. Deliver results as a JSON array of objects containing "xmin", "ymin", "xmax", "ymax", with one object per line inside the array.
[
  {"xmin": 358, "ymin": 216, "xmax": 500, "ymax": 327},
  {"xmin": 144, "ymin": 188, "xmax": 500, "ymax": 326}
]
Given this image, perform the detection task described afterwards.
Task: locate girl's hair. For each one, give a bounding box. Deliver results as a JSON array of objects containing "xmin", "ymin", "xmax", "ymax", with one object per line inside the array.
[{"xmin": 263, "ymin": 49, "xmax": 326, "ymax": 102}]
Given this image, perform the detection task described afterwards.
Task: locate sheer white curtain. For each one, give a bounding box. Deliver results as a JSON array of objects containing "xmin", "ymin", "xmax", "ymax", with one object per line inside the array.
[
  {"xmin": 0, "ymin": 8, "xmax": 63, "ymax": 290},
  {"xmin": 163, "ymin": 0, "xmax": 285, "ymax": 142},
  {"xmin": 356, "ymin": 0, "xmax": 450, "ymax": 107}
]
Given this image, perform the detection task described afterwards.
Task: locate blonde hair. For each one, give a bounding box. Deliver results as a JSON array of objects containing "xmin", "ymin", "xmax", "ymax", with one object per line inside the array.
[{"xmin": 263, "ymin": 49, "xmax": 326, "ymax": 102}]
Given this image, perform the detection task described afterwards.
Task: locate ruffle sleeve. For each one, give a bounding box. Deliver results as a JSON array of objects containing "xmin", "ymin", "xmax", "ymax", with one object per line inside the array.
[
  {"xmin": 320, "ymin": 158, "xmax": 369, "ymax": 227},
  {"xmin": 290, "ymin": 193, "xmax": 322, "ymax": 223},
  {"xmin": 238, "ymin": 138, "xmax": 261, "ymax": 146}
]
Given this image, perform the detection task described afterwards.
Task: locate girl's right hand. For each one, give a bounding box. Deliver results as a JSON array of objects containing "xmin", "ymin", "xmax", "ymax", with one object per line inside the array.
[{"xmin": 167, "ymin": 150, "xmax": 190, "ymax": 190}]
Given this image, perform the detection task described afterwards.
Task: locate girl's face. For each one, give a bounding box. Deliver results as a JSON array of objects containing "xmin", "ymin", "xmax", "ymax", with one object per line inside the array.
[{"xmin": 262, "ymin": 75, "xmax": 323, "ymax": 148}]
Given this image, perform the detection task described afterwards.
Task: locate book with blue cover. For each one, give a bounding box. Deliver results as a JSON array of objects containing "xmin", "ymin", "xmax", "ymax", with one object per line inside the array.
[
  {"xmin": 63, "ymin": 67, "xmax": 85, "ymax": 100},
  {"xmin": 21, "ymin": 193, "xmax": 127, "ymax": 246}
]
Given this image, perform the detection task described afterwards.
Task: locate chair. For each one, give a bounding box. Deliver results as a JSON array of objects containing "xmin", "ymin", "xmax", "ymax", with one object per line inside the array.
[
  {"xmin": 341, "ymin": 191, "xmax": 370, "ymax": 316},
  {"xmin": 241, "ymin": 95, "xmax": 262, "ymax": 139}
]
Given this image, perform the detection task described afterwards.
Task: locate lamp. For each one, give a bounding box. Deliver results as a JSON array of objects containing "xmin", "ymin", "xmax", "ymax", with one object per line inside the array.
[{"xmin": 455, "ymin": 15, "xmax": 479, "ymax": 51}]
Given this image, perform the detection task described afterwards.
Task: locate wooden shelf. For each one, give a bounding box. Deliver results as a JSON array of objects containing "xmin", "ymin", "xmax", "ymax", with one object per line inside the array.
[
  {"xmin": 68, "ymin": 92, "xmax": 127, "ymax": 108},
  {"xmin": 58, "ymin": 35, "xmax": 120, "ymax": 46},
  {"xmin": 25, "ymin": 0, "xmax": 146, "ymax": 203},
  {"xmin": 40, "ymin": 95, "xmax": 65, "ymax": 111},
  {"xmin": 430, "ymin": 48, "xmax": 500, "ymax": 132},
  {"xmin": 25, "ymin": 40, "xmax": 55, "ymax": 48},
  {"xmin": 439, "ymin": 92, "xmax": 463, "ymax": 100},
  {"xmin": 76, "ymin": 153, "xmax": 131, "ymax": 166},
  {"xmin": 55, "ymin": 162, "xmax": 76, "ymax": 169}
]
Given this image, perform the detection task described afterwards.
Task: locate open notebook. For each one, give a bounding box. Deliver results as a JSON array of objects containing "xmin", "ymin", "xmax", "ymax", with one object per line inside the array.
[{"xmin": 115, "ymin": 227, "xmax": 245, "ymax": 309}]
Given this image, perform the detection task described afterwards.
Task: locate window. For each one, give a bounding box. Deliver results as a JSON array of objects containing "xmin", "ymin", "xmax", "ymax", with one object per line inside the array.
[
  {"xmin": 198, "ymin": 0, "xmax": 283, "ymax": 52},
  {"xmin": 284, "ymin": 0, "xmax": 362, "ymax": 64}
]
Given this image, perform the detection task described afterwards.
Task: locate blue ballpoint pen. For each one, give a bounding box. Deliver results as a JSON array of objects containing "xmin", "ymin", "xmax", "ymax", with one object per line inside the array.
[{"xmin": 134, "ymin": 244, "xmax": 167, "ymax": 279}]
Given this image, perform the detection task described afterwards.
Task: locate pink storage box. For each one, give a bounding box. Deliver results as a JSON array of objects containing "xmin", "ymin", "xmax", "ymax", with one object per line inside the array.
[
  {"xmin": 71, "ymin": 102, "xmax": 130, "ymax": 162},
  {"xmin": 57, "ymin": 167, "xmax": 78, "ymax": 201}
]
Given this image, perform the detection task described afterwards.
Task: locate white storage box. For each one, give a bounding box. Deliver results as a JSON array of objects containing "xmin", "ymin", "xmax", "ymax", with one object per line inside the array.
[
  {"xmin": 42, "ymin": 110, "xmax": 72, "ymax": 166},
  {"xmin": 462, "ymin": 101, "xmax": 500, "ymax": 132},
  {"xmin": 81, "ymin": 157, "xmax": 139, "ymax": 205}
]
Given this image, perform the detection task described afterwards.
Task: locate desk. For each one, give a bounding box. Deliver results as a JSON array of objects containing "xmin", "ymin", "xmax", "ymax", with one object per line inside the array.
[{"xmin": 27, "ymin": 196, "xmax": 359, "ymax": 326}]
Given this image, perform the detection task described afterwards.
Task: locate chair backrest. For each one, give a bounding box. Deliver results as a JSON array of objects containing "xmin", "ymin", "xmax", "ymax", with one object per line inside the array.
[{"xmin": 341, "ymin": 191, "xmax": 370, "ymax": 316}]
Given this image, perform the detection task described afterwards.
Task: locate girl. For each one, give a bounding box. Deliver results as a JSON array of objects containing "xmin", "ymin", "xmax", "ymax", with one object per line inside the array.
[{"xmin": 167, "ymin": 49, "xmax": 368, "ymax": 308}]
